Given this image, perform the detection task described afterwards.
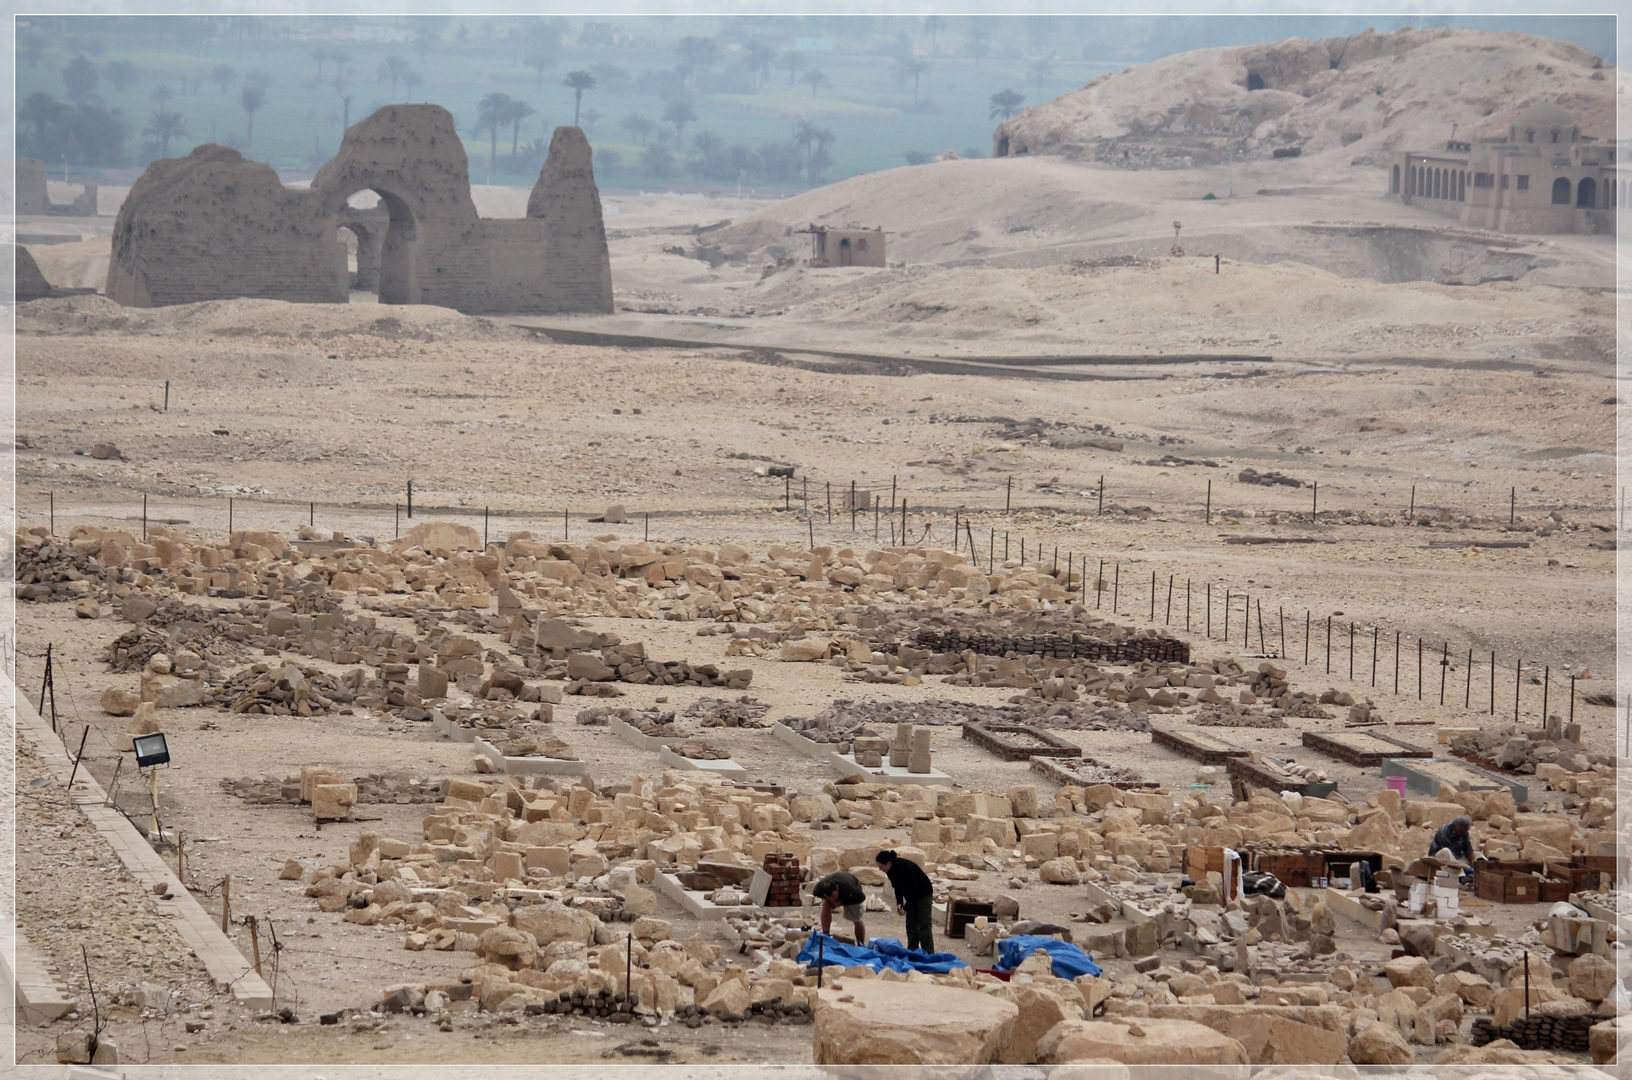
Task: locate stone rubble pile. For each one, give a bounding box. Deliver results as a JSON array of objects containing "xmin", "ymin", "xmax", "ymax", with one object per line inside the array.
[{"xmin": 222, "ymin": 772, "xmax": 447, "ymax": 806}]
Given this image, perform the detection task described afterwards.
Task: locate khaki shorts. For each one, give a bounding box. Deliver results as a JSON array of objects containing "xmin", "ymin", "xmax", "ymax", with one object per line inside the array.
[{"xmin": 840, "ymin": 903, "xmax": 865, "ymax": 924}]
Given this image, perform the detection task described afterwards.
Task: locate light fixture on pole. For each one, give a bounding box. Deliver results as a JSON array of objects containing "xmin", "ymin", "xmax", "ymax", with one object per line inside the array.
[{"xmin": 132, "ymin": 732, "xmax": 172, "ymax": 842}]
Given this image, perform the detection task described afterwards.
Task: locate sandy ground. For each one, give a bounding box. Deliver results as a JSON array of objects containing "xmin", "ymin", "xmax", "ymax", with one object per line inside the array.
[{"xmin": 10, "ymin": 149, "xmax": 1621, "ymax": 1071}]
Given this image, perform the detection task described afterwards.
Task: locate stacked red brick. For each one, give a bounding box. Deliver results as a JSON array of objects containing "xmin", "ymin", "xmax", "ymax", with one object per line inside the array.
[{"xmin": 762, "ymin": 853, "xmax": 802, "ymax": 908}]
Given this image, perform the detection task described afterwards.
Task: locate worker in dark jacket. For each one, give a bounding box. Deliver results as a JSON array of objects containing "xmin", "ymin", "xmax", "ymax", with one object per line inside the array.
[
  {"xmin": 1428, "ymin": 816, "xmax": 1475, "ymax": 865},
  {"xmin": 876, "ymin": 850, "xmax": 935, "ymax": 954},
  {"xmin": 812, "ymin": 871, "xmax": 867, "ymax": 945}
]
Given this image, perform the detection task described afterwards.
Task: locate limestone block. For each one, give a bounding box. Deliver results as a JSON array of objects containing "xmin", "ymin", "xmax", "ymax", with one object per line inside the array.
[
  {"xmin": 418, "ymin": 664, "xmax": 449, "ymax": 699},
  {"xmin": 1384, "ymin": 955, "xmax": 1436, "ymax": 989},
  {"xmin": 1435, "ymin": 970, "xmax": 1494, "ymax": 1009},
  {"xmin": 312, "ymin": 783, "xmax": 357, "ymax": 822},
  {"xmin": 1346, "ymin": 1020, "xmax": 1412, "ymax": 1065},
  {"xmin": 813, "ymin": 980, "xmax": 1018, "ymax": 1065},
  {"xmin": 1569, "ymin": 952, "xmax": 1618, "ymax": 1002},
  {"xmin": 1000, "ymin": 984, "xmax": 1083, "ymax": 1064},
  {"xmin": 780, "ymin": 637, "xmax": 830, "ymax": 662},
  {"xmin": 100, "ymin": 688, "xmax": 139, "ymax": 716},
  {"xmin": 1039, "ymin": 859, "xmax": 1081, "ymax": 885},
  {"xmin": 511, "ymin": 901, "xmax": 598, "ymax": 947},
  {"xmin": 565, "ymin": 652, "xmax": 615, "ymax": 681},
  {"xmin": 1590, "ymin": 1013, "xmax": 1629, "ymax": 1066},
  {"xmin": 1037, "ymin": 1019, "xmax": 1249, "ymax": 1068}
]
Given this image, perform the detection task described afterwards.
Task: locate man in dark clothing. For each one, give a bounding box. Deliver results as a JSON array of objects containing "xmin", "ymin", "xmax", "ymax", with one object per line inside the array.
[
  {"xmin": 1428, "ymin": 816, "xmax": 1475, "ymax": 865},
  {"xmin": 876, "ymin": 849, "xmax": 935, "ymax": 954},
  {"xmin": 812, "ymin": 871, "xmax": 867, "ymax": 945}
]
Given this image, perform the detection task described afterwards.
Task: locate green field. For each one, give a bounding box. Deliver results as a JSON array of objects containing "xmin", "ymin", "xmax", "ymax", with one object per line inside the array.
[{"xmin": 17, "ymin": 14, "xmax": 1613, "ymax": 191}]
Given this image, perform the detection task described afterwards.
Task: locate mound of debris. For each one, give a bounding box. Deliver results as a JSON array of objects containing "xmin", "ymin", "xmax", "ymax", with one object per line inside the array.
[
  {"xmin": 16, "ymin": 537, "xmax": 109, "ymax": 601},
  {"xmin": 686, "ymin": 696, "xmax": 770, "ymax": 728},
  {"xmin": 222, "ymin": 772, "xmax": 447, "ymax": 806},
  {"xmin": 212, "ymin": 662, "xmax": 359, "ymax": 716},
  {"xmin": 1237, "ymin": 468, "xmax": 1305, "ymax": 488},
  {"xmin": 1450, "ymin": 717, "xmax": 1610, "ymax": 776}
]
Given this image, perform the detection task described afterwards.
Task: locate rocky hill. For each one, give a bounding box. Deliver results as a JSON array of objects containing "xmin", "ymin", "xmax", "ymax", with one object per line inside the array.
[{"xmin": 991, "ymin": 27, "xmax": 1617, "ymax": 167}]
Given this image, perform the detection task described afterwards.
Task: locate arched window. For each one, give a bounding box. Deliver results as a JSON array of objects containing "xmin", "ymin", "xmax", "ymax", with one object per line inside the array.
[
  {"xmin": 1552, "ymin": 177, "xmax": 1571, "ymax": 205},
  {"xmin": 1577, "ymin": 177, "xmax": 1596, "ymax": 208},
  {"xmin": 1526, "ymin": 129, "xmax": 1534, "ymax": 143},
  {"xmin": 1391, "ymin": 165, "xmax": 1401, "ymax": 194}
]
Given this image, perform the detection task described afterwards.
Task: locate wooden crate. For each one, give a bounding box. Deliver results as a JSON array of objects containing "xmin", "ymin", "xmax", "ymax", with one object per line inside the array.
[
  {"xmin": 1252, "ymin": 852, "xmax": 1324, "ymax": 888},
  {"xmin": 1475, "ymin": 860, "xmax": 1546, "ymax": 904},
  {"xmin": 945, "ymin": 898, "xmax": 995, "ymax": 938}
]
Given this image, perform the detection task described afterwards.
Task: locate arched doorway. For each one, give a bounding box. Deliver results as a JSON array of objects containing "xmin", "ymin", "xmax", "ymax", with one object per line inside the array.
[
  {"xmin": 838, "ymin": 236, "xmax": 853, "ymax": 266},
  {"xmin": 334, "ymin": 188, "xmax": 417, "ymax": 304},
  {"xmin": 336, "ymin": 221, "xmax": 379, "ymax": 294},
  {"xmin": 1577, "ymin": 177, "xmax": 1596, "ymax": 208},
  {"xmin": 1552, "ymin": 177, "xmax": 1571, "ymax": 205}
]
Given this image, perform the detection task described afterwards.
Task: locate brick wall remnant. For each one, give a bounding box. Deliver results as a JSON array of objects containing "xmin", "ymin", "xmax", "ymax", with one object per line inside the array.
[{"xmin": 106, "ymin": 105, "xmax": 611, "ymax": 315}]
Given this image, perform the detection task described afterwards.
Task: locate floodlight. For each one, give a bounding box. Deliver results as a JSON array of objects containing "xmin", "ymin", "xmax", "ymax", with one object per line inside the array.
[{"xmin": 133, "ymin": 732, "xmax": 171, "ymax": 769}]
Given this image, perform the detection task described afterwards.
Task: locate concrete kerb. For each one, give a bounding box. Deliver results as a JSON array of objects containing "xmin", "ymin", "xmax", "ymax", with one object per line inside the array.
[
  {"xmin": 4, "ymin": 670, "xmax": 276, "ymax": 1010},
  {"xmin": 473, "ymin": 737, "xmax": 590, "ymax": 776},
  {"xmin": 657, "ymin": 744, "xmax": 749, "ymax": 780}
]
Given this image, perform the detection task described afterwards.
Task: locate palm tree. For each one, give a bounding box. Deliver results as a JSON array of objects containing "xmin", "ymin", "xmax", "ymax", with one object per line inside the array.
[
  {"xmin": 209, "ymin": 63, "xmax": 236, "ymax": 94},
  {"xmin": 662, "ymin": 100, "xmax": 696, "ymax": 147},
  {"xmin": 562, "ymin": 70, "xmax": 595, "ymax": 127},
  {"xmin": 104, "ymin": 59, "xmax": 139, "ymax": 92},
  {"xmin": 1026, "ymin": 57, "xmax": 1053, "ymax": 99},
  {"xmin": 781, "ymin": 49, "xmax": 806, "ymax": 85},
  {"xmin": 311, "ymin": 47, "xmax": 330, "ymax": 82},
  {"xmin": 376, "ymin": 55, "xmax": 411, "ymax": 99},
  {"xmin": 505, "ymin": 98, "xmax": 536, "ymax": 156},
  {"xmin": 690, "ymin": 129, "xmax": 723, "ymax": 179},
  {"xmin": 524, "ymin": 50, "xmax": 555, "ymax": 89},
  {"xmin": 143, "ymin": 109, "xmax": 189, "ymax": 156},
  {"xmin": 239, "ymin": 85, "xmax": 265, "ymax": 149},
  {"xmin": 802, "ymin": 67, "xmax": 832, "ymax": 98},
  {"xmin": 20, "ymin": 91, "xmax": 63, "ymax": 145},
  {"xmin": 477, "ymin": 92, "xmax": 512, "ymax": 174},
  {"xmin": 923, "ymin": 15, "xmax": 946, "ymax": 55},
  {"xmin": 743, "ymin": 40, "xmax": 775, "ymax": 90},
  {"xmin": 988, "ymin": 89, "xmax": 1025, "ymax": 121},
  {"xmin": 621, "ymin": 112, "xmax": 654, "ymax": 147},
  {"xmin": 63, "ymin": 55, "xmax": 99, "ymax": 104},
  {"xmin": 808, "ymin": 127, "xmax": 836, "ymax": 187},
  {"xmin": 150, "ymin": 83, "xmax": 175, "ymax": 106},
  {"xmin": 892, "ymin": 57, "xmax": 928, "ymax": 103}
]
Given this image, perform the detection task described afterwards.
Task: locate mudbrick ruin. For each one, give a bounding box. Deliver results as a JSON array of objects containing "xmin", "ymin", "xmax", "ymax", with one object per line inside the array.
[{"xmin": 106, "ymin": 106, "xmax": 612, "ymax": 314}]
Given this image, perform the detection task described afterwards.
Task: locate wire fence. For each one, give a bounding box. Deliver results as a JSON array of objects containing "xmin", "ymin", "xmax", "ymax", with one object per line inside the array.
[{"xmin": 14, "ymin": 477, "xmax": 1612, "ymax": 740}]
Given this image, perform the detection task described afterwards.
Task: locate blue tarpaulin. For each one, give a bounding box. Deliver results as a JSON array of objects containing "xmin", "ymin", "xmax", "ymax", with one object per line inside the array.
[
  {"xmin": 796, "ymin": 932, "xmax": 968, "ymax": 974},
  {"xmin": 994, "ymin": 935, "xmax": 1103, "ymax": 979}
]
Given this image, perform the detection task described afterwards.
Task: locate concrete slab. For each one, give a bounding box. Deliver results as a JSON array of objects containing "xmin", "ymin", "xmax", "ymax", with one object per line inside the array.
[
  {"xmin": 653, "ymin": 871, "xmax": 762, "ymax": 920},
  {"xmin": 1380, "ymin": 756, "xmax": 1526, "ymax": 803},
  {"xmin": 0, "ymin": 924, "xmax": 77, "ymax": 1022},
  {"xmin": 830, "ymin": 752, "xmax": 954, "ymax": 787},
  {"xmin": 431, "ymin": 707, "xmax": 478, "ymax": 743},
  {"xmin": 772, "ymin": 721, "xmax": 838, "ymax": 760},
  {"xmin": 611, "ymin": 716, "xmax": 684, "ymax": 752},
  {"xmin": 473, "ymin": 738, "xmax": 590, "ymax": 776},
  {"xmin": 657, "ymin": 745, "xmax": 748, "ymax": 780}
]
